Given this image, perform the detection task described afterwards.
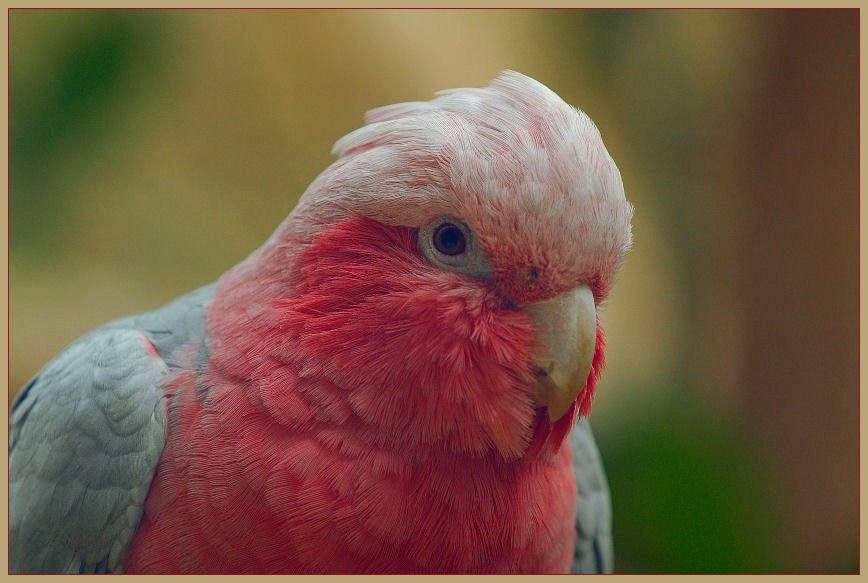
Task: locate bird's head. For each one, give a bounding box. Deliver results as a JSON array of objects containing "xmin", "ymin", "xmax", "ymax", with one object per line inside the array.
[{"xmin": 224, "ymin": 71, "xmax": 632, "ymax": 461}]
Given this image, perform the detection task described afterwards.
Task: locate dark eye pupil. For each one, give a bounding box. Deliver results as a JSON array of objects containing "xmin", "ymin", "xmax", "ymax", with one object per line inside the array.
[{"xmin": 433, "ymin": 223, "xmax": 466, "ymax": 255}]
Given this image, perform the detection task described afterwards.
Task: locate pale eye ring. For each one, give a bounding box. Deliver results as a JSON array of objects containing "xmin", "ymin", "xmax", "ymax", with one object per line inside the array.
[
  {"xmin": 432, "ymin": 223, "xmax": 466, "ymax": 256},
  {"xmin": 418, "ymin": 215, "xmax": 492, "ymax": 279}
]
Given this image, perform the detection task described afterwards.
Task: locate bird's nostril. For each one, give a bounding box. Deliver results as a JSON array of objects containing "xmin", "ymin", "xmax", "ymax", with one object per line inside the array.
[{"xmin": 529, "ymin": 267, "xmax": 539, "ymax": 282}]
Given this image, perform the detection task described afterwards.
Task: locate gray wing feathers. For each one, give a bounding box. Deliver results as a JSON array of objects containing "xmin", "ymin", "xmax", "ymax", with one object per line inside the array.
[
  {"xmin": 9, "ymin": 284, "xmax": 214, "ymax": 574},
  {"xmin": 103, "ymin": 283, "xmax": 214, "ymax": 358},
  {"xmin": 570, "ymin": 419, "xmax": 614, "ymax": 574},
  {"xmin": 10, "ymin": 329, "xmax": 168, "ymax": 574}
]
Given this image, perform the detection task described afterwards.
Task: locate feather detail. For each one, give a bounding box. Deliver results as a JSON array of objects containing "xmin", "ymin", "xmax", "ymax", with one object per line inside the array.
[{"xmin": 126, "ymin": 215, "xmax": 581, "ymax": 574}]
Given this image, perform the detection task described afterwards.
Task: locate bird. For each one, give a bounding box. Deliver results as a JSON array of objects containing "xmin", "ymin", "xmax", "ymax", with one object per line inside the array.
[{"xmin": 9, "ymin": 70, "xmax": 632, "ymax": 574}]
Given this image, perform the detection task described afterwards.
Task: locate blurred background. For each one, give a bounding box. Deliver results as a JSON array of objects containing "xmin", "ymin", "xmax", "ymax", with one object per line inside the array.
[{"xmin": 9, "ymin": 9, "xmax": 859, "ymax": 573}]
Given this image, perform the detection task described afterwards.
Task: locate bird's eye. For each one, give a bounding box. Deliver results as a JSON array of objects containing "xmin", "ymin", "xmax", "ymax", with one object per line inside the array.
[
  {"xmin": 418, "ymin": 216, "xmax": 491, "ymax": 279},
  {"xmin": 433, "ymin": 223, "xmax": 466, "ymax": 256}
]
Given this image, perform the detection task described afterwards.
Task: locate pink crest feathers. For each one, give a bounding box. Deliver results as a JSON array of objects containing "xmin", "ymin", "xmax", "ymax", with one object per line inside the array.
[{"xmin": 295, "ymin": 70, "xmax": 632, "ymax": 304}]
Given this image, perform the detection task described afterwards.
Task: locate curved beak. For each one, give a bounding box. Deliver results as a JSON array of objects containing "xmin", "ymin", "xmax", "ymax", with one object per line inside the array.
[{"xmin": 525, "ymin": 285, "xmax": 596, "ymax": 422}]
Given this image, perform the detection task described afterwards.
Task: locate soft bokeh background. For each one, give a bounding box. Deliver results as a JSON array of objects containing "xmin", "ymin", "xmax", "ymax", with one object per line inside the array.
[{"xmin": 9, "ymin": 9, "xmax": 859, "ymax": 573}]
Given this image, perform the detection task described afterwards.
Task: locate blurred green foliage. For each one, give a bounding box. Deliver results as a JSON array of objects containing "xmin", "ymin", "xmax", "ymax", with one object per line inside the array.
[
  {"xmin": 598, "ymin": 386, "xmax": 783, "ymax": 573},
  {"xmin": 11, "ymin": 11, "xmax": 173, "ymax": 263}
]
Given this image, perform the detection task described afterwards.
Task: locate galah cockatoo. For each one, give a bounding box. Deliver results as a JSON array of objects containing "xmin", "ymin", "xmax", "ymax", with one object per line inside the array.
[{"xmin": 10, "ymin": 71, "xmax": 632, "ymax": 574}]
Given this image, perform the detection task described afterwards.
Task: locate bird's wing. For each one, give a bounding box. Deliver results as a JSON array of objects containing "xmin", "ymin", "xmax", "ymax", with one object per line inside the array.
[
  {"xmin": 9, "ymin": 284, "xmax": 214, "ymax": 574},
  {"xmin": 570, "ymin": 419, "xmax": 614, "ymax": 574}
]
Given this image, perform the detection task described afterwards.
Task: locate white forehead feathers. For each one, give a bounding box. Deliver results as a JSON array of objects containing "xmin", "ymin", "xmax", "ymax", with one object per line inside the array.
[{"xmin": 293, "ymin": 70, "xmax": 632, "ymax": 268}]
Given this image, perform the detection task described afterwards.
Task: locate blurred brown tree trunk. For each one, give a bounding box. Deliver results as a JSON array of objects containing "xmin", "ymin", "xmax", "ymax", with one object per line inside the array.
[{"xmin": 740, "ymin": 10, "xmax": 858, "ymax": 572}]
